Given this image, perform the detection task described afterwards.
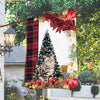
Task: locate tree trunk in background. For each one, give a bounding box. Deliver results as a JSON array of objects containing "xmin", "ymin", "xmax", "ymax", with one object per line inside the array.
[{"xmin": 97, "ymin": 77, "xmax": 100, "ymax": 85}]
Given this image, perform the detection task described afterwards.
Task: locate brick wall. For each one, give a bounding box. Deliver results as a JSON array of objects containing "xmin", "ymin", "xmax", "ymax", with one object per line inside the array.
[{"xmin": 0, "ymin": 0, "xmax": 5, "ymax": 100}]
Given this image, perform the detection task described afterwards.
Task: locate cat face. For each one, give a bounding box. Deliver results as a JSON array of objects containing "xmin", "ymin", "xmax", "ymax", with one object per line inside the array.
[{"xmin": 44, "ymin": 54, "xmax": 55, "ymax": 67}]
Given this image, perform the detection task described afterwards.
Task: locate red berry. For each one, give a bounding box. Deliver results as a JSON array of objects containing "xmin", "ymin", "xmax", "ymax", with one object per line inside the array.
[
  {"xmin": 72, "ymin": 43, "xmax": 75, "ymax": 47},
  {"xmin": 50, "ymin": 77, "xmax": 56, "ymax": 84},
  {"xmin": 43, "ymin": 81, "xmax": 49, "ymax": 87},
  {"xmin": 28, "ymin": 82, "xmax": 32, "ymax": 85},
  {"xmin": 55, "ymin": 81, "xmax": 59, "ymax": 85},
  {"xmin": 41, "ymin": 16, "xmax": 44, "ymax": 19},
  {"xmin": 36, "ymin": 79, "xmax": 42, "ymax": 86},
  {"xmin": 40, "ymin": 86, "xmax": 43, "ymax": 89},
  {"xmin": 31, "ymin": 81, "xmax": 36, "ymax": 85},
  {"xmin": 69, "ymin": 34, "xmax": 71, "ymax": 36}
]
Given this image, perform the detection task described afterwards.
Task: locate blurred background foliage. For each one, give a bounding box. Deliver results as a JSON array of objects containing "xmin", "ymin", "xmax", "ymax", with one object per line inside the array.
[{"xmin": 5, "ymin": 0, "xmax": 100, "ymax": 73}]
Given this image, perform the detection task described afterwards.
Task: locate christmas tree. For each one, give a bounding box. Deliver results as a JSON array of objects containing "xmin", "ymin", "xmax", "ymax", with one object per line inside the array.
[{"xmin": 33, "ymin": 30, "xmax": 61, "ymax": 78}]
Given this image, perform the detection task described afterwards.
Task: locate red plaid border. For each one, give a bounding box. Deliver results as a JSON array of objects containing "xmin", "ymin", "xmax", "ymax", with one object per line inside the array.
[{"xmin": 25, "ymin": 18, "xmax": 39, "ymax": 82}]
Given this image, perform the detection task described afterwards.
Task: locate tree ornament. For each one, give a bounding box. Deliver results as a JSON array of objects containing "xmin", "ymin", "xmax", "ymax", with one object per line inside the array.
[
  {"xmin": 73, "ymin": 34, "xmax": 76, "ymax": 38},
  {"xmin": 72, "ymin": 43, "xmax": 75, "ymax": 47},
  {"xmin": 55, "ymin": 81, "xmax": 59, "ymax": 85},
  {"xmin": 43, "ymin": 81, "xmax": 49, "ymax": 87},
  {"xmin": 68, "ymin": 78, "xmax": 78, "ymax": 89},
  {"xmin": 66, "ymin": 9, "xmax": 76, "ymax": 20},
  {"xmin": 61, "ymin": 81, "xmax": 67, "ymax": 87},
  {"xmin": 36, "ymin": 79, "xmax": 42, "ymax": 86},
  {"xmin": 69, "ymin": 34, "xmax": 71, "ymax": 37},
  {"xmin": 40, "ymin": 86, "xmax": 43, "ymax": 89}
]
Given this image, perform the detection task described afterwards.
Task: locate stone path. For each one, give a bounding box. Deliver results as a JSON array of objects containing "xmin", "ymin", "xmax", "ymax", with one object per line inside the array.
[{"xmin": 50, "ymin": 97, "xmax": 100, "ymax": 100}]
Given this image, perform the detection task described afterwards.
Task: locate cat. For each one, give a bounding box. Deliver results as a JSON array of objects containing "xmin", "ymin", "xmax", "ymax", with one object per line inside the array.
[{"xmin": 35, "ymin": 54, "xmax": 55, "ymax": 82}]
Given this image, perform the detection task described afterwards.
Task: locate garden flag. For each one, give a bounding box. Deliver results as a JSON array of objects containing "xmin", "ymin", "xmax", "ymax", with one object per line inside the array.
[{"xmin": 25, "ymin": 9, "xmax": 78, "ymax": 90}]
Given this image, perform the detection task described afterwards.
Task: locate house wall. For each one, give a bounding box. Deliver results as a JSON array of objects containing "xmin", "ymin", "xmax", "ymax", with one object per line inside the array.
[
  {"xmin": 4, "ymin": 64, "xmax": 27, "ymax": 97},
  {"xmin": 0, "ymin": 0, "xmax": 5, "ymax": 100}
]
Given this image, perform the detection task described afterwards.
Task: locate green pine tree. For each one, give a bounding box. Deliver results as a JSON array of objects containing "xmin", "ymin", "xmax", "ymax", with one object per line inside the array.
[{"xmin": 33, "ymin": 30, "xmax": 61, "ymax": 77}]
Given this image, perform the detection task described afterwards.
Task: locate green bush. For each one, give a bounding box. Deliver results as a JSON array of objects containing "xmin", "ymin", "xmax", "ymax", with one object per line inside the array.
[
  {"xmin": 91, "ymin": 85, "xmax": 99, "ymax": 98},
  {"xmin": 78, "ymin": 68, "xmax": 97, "ymax": 84}
]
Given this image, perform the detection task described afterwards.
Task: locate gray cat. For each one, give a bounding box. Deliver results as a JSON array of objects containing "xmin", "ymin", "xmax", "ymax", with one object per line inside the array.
[{"xmin": 35, "ymin": 54, "xmax": 55, "ymax": 82}]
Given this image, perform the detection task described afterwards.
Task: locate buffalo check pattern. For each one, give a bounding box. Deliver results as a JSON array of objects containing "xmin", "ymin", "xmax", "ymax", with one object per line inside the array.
[{"xmin": 25, "ymin": 18, "xmax": 39, "ymax": 82}]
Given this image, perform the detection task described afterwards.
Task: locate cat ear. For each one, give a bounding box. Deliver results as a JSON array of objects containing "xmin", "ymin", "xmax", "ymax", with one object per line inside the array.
[{"xmin": 44, "ymin": 55, "xmax": 46, "ymax": 59}]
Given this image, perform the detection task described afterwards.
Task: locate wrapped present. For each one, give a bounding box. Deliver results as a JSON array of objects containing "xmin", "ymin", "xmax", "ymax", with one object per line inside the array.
[{"xmin": 60, "ymin": 65, "xmax": 68, "ymax": 73}]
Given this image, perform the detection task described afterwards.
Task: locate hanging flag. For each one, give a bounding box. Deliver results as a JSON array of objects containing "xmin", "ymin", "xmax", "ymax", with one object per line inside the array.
[{"xmin": 25, "ymin": 18, "xmax": 39, "ymax": 82}]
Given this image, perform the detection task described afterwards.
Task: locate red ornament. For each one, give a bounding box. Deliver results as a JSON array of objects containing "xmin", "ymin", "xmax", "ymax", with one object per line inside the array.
[
  {"xmin": 36, "ymin": 79, "xmax": 42, "ymax": 86},
  {"xmin": 72, "ymin": 43, "xmax": 75, "ymax": 47},
  {"xmin": 31, "ymin": 81, "xmax": 36, "ymax": 85},
  {"xmin": 69, "ymin": 34, "xmax": 71, "ymax": 37},
  {"xmin": 60, "ymin": 14, "xmax": 66, "ymax": 19},
  {"xmin": 43, "ymin": 13, "xmax": 76, "ymax": 33},
  {"xmin": 50, "ymin": 77, "xmax": 56, "ymax": 84},
  {"xmin": 28, "ymin": 82, "xmax": 32, "ymax": 86},
  {"xmin": 66, "ymin": 9, "xmax": 76, "ymax": 20},
  {"xmin": 43, "ymin": 81, "xmax": 49, "ymax": 87},
  {"xmin": 68, "ymin": 78, "xmax": 78, "ymax": 89},
  {"xmin": 61, "ymin": 81, "xmax": 67, "ymax": 87},
  {"xmin": 55, "ymin": 81, "xmax": 59, "ymax": 85},
  {"xmin": 73, "ymin": 78, "xmax": 78, "ymax": 87},
  {"xmin": 65, "ymin": 77, "xmax": 71, "ymax": 84},
  {"xmin": 40, "ymin": 86, "xmax": 43, "ymax": 89},
  {"xmin": 41, "ymin": 15, "xmax": 44, "ymax": 19}
]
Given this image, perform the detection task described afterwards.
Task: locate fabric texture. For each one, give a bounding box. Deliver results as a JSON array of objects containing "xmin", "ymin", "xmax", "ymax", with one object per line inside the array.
[{"xmin": 25, "ymin": 18, "xmax": 39, "ymax": 82}]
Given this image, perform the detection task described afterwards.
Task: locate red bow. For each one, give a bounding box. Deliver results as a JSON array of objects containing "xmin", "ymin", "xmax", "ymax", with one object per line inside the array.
[{"xmin": 42, "ymin": 13, "xmax": 76, "ymax": 33}]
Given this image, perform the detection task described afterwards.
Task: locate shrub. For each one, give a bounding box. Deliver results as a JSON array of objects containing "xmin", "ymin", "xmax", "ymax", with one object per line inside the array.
[
  {"xmin": 91, "ymin": 85, "xmax": 99, "ymax": 98},
  {"xmin": 78, "ymin": 68, "xmax": 97, "ymax": 84}
]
